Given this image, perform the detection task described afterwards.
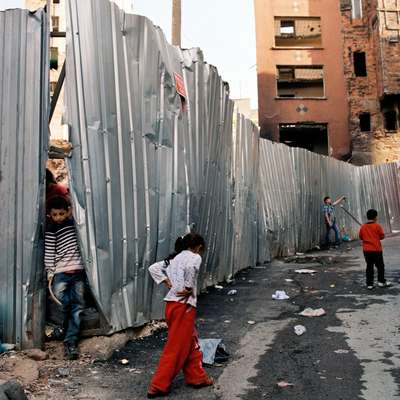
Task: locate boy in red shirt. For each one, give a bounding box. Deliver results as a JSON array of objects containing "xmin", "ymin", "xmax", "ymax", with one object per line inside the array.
[{"xmin": 359, "ymin": 209, "xmax": 391, "ymax": 290}]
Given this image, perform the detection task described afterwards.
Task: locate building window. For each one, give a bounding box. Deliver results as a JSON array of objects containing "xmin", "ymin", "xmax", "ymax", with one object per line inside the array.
[
  {"xmin": 53, "ymin": 0, "xmax": 60, "ymax": 3},
  {"xmin": 384, "ymin": 111, "xmax": 398, "ymax": 131},
  {"xmin": 352, "ymin": 0, "xmax": 363, "ymax": 19},
  {"xmin": 50, "ymin": 47, "xmax": 58, "ymax": 70},
  {"xmin": 359, "ymin": 113, "xmax": 371, "ymax": 131},
  {"xmin": 275, "ymin": 17, "xmax": 322, "ymax": 47},
  {"xmin": 354, "ymin": 52, "xmax": 367, "ymax": 76},
  {"xmin": 277, "ymin": 66, "xmax": 324, "ymax": 98},
  {"xmin": 51, "ymin": 16, "xmax": 60, "ymax": 33}
]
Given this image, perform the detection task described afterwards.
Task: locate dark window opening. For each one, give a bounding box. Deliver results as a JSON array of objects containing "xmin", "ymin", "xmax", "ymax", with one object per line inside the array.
[
  {"xmin": 359, "ymin": 112, "xmax": 371, "ymax": 131},
  {"xmin": 50, "ymin": 47, "xmax": 58, "ymax": 70},
  {"xmin": 53, "ymin": 0, "xmax": 60, "ymax": 3},
  {"xmin": 279, "ymin": 123, "xmax": 328, "ymax": 156},
  {"xmin": 384, "ymin": 111, "xmax": 398, "ymax": 131},
  {"xmin": 277, "ymin": 66, "xmax": 324, "ymax": 98},
  {"xmin": 275, "ymin": 17, "xmax": 322, "ymax": 47},
  {"xmin": 354, "ymin": 52, "xmax": 367, "ymax": 76}
]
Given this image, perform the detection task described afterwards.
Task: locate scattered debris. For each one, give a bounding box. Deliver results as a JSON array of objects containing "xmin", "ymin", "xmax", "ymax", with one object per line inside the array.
[
  {"xmin": 277, "ymin": 381, "xmax": 294, "ymax": 388},
  {"xmin": 224, "ymin": 320, "xmax": 231, "ymax": 324},
  {"xmin": 24, "ymin": 349, "xmax": 48, "ymax": 361},
  {"xmin": 272, "ymin": 290, "xmax": 290, "ymax": 300},
  {"xmin": 296, "ymin": 252, "xmax": 305, "ymax": 256},
  {"xmin": 294, "ymin": 325, "xmax": 307, "ymax": 336},
  {"xmin": 199, "ymin": 339, "xmax": 229, "ymax": 365},
  {"xmin": 330, "ymin": 284, "xmax": 336, "ymax": 288},
  {"xmin": 215, "ymin": 285, "xmax": 224, "ymax": 290},
  {"xmin": 120, "ymin": 359, "xmax": 129, "ymax": 365},
  {"xmin": 285, "ymin": 279, "xmax": 294, "ymax": 282},
  {"xmin": 295, "ymin": 269, "xmax": 317, "ymax": 274},
  {"xmin": 247, "ymin": 321, "xmax": 256, "ymax": 325},
  {"xmin": 227, "ymin": 290, "xmax": 238, "ymax": 296},
  {"xmin": 299, "ymin": 308, "xmax": 326, "ymax": 317},
  {"xmin": 334, "ymin": 349, "xmax": 350, "ymax": 354},
  {"xmin": 57, "ymin": 368, "xmax": 71, "ymax": 378}
]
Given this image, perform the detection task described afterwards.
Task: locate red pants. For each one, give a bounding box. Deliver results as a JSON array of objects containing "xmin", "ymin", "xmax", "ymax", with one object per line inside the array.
[{"xmin": 149, "ymin": 302, "xmax": 209, "ymax": 393}]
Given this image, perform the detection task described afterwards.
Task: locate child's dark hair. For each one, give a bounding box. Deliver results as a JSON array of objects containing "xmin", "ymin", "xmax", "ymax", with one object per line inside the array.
[
  {"xmin": 48, "ymin": 196, "xmax": 70, "ymax": 211},
  {"xmin": 367, "ymin": 209, "xmax": 378, "ymax": 220},
  {"xmin": 323, "ymin": 196, "xmax": 330, "ymax": 203},
  {"xmin": 164, "ymin": 233, "xmax": 206, "ymax": 265},
  {"xmin": 182, "ymin": 233, "xmax": 206, "ymax": 250}
]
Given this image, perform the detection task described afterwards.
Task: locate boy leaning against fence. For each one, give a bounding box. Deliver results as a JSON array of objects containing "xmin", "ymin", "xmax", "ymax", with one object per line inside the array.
[
  {"xmin": 359, "ymin": 209, "xmax": 391, "ymax": 290},
  {"xmin": 45, "ymin": 196, "xmax": 85, "ymax": 360}
]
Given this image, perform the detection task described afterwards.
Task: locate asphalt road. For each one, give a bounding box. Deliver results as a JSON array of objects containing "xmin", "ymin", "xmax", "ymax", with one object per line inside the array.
[{"xmin": 37, "ymin": 235, "xmax": 400, "ymax": 400}]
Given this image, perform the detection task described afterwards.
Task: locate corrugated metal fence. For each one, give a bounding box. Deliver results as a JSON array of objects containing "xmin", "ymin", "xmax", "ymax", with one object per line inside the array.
[
  {"xmin": 0, "ymin": 0, "xmax": 399, "ymax": 346},
  {"xmin": 65, "ymin": 0, "xmax": 400, "ymax": 335},
  {"xmin": 65, "ymin": 0, "xmax": 259, "ymax": 330},
  {"xmin": 258, "ymin": 141, "xmax": 400, "ymax": 263},
  {"xmin": 0, "ymin": 8, "xmax": 48, "ymax": 347}
]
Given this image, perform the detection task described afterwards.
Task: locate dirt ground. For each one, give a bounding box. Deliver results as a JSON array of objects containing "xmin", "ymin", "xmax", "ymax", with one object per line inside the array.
[{"xmin": 2, "ymin": 235, "xmax": 400, "ymax": 400}]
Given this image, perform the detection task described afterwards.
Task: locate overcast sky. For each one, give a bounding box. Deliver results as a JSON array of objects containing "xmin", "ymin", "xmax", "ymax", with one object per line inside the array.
[{"xmin": 0, "ymin": 0, "xmax": 258, "ymax": 107}]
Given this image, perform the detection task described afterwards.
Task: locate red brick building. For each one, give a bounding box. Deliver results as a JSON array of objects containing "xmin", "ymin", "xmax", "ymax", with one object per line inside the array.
[{"xmin": 254, "ymin": 0, "xmax": 400, "ymax": 164}]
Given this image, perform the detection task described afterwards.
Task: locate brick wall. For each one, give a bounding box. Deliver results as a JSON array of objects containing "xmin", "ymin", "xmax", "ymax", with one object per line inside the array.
[{"xmin": 341, "ymin": 0, "xmax": 400, "ymax": 164}]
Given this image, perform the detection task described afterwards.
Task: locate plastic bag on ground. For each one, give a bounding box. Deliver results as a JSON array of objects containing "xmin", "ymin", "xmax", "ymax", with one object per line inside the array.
[
  {"xmin": 199, "ymin": 339, "xmax": 229, "ymax": 365},
  {"xmin": 272, "ymin": 290, "xmax": 290, "ymax": 300}
]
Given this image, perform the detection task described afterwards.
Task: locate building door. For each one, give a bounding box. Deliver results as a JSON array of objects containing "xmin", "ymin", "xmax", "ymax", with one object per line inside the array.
[{"xmin": 279, "ymin": 123, "xmax": 328, "ymax": 155}]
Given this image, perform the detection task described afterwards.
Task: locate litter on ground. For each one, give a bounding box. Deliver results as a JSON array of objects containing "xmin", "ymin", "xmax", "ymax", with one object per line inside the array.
[
  {"xmin": 227, "ymin": 289, "xmax": 237, "ymax": 296},
  {"xmin": 334, "ymin": 349, "xmax": 350, "ymax": 354},
  {"xmin": 199, "ymin": 339, "xmax": 229, "ymax": 365},
  {"xmin": 277, "ymin": 381, "xmax": 294, "ymax": 388},
  {"xmin": 299, "ymin": 308, "xmax": 327, "ymax": 317},
  {"xmin": 285, "ymin": 279, "xmax": 294, "ymax": 282},
  {"xmin": 294, "ymin": 325, "xmax": 307, "ymax": 336},
  {"xmin": 295, "ymin": 269, "xmax": 317, "ymax": 274},
  {"xmin": 247, "ymin": 321, "xmax": 256, "ymax": 325},
  {"xmin": 272, "ymin": 290, "xmax": 290, "ymax": 300}
]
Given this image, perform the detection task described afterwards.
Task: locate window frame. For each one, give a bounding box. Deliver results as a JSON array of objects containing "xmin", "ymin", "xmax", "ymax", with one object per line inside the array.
[
  {"xmin": 274, "ymin": 16, "xmax": 323, "ymax": 49},
  {"xmin": 276, "ymin": 65, "xmax": 326, "ymax": 99}
]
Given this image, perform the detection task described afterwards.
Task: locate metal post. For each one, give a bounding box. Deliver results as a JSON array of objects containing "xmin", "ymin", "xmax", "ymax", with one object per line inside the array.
[
  {"xmin": 172, "ymin": 0, "xmax": 181, "ymax": 46},
  {"xmin": 49, "ymin": 60, "xmax": 66, "ymax": 123}
]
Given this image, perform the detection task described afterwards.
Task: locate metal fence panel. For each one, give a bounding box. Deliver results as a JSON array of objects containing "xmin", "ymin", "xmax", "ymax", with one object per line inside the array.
[
  {"xmin": 258, "ymin": 140, "xmax": 400, "ymax": 260},
  {"xmin": 0, "ymin": 8, "xmax": 48, "ymax": 348},
  {"xmin": 65, "ymin": 0, "xmax": 260, "ymax": 332}
]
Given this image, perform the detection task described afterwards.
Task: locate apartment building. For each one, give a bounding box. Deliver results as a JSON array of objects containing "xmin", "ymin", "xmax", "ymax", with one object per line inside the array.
[
  {"xmin": 26, "ymin": 0, "xmax": 67, "ymax": 140},
  {"xmin": 254, "ymin": 0, "xmax": 351, "ymax": 159},
  {"xmin": 255, "ymin": 0, "xmax": 400, "ymax": 164}
]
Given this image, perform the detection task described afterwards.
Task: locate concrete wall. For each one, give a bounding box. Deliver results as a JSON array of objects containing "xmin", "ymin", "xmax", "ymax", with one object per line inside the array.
[{"xmin": 254, "ymin": 0, "xmax": 351, "ymax": 160}]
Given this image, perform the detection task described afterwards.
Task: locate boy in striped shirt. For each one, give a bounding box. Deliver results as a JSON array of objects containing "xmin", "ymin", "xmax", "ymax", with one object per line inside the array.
[{"xmin": 45, "ymin": 196, "xmax": 85, "ymax": 360}]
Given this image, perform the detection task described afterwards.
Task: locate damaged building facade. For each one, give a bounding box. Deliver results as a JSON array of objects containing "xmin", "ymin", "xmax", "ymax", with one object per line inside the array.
[{"xmin": 255, "ymin": 0, "xmax": 400, "ymax": 164}]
